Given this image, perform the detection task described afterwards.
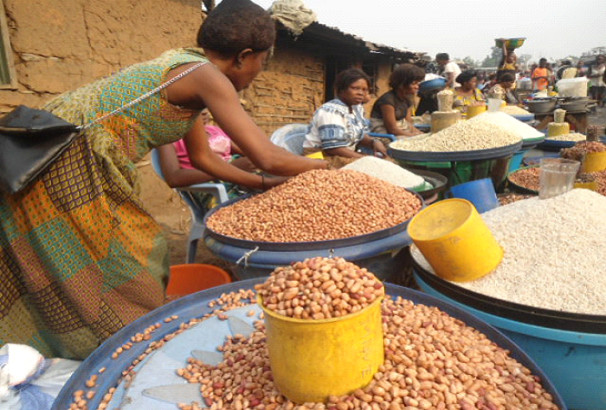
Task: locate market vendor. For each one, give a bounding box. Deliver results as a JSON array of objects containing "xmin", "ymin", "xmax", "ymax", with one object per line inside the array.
[
  {"xmin": 303, "ymin": 68, "xmax": 388, "ymax": 159},
  {"xmin": 453, "ymin": 70, "xmax": 485, "ymax": 115},
  {"xmin": 368, "ymin": 64, "xmax": 426, "ymax": 137},
  {"xmin": 487, "ymin": 72, "xmax": 519, "ymax": 105},
  {"xmin": 496, "ymin": 40, "xmax": 518, "ymax": 82},
  {"xmin": 0, "ymin": 0, "xmax": 327, "ymax": 360}
]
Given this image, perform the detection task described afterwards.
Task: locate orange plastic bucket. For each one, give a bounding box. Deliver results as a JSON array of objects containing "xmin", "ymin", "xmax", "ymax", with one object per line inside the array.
[{"xmin": 166, "ymin": 264, "xmax": 232, "ymax": 297}]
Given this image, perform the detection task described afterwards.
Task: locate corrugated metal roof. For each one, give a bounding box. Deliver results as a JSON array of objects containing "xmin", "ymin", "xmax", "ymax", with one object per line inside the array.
[{"xmin": 277, "ymin": 21, "xmax": 419, "ymax": 61}]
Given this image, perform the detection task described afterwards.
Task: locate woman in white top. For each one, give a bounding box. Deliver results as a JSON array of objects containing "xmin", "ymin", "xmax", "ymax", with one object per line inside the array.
[{"xmin": 303, "ymin": 68, "xmax": 388, "ymax": 158}]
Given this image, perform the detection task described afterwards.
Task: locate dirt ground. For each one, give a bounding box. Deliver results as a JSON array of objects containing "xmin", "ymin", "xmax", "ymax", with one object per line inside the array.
[{"xmin": 138, "ymin": 106, "xmax": 606, "ymax": 277}]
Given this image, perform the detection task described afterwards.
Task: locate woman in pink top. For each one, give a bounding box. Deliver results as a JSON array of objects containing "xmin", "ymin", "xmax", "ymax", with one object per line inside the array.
[{"xmin": 158, "ymin": 109, "xmax": 284, "ymax": 210}]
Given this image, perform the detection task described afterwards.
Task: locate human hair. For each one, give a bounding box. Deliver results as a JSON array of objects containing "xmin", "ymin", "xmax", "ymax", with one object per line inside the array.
[
  {"xmin": 389, "ymin": 64, "xmax": 425, "ymax": 90},
  {"xmin": 436, "ymin": 53, "xmax": 449, "ymax": 62},
  {"xmin": 334, "ymin": 68, "xmax": 371, "ymax": 94},
  {"xmin": 197, "ymin": 0, "xmax": 276, "ymax": 57},
  {"xmin": 499, "ymin": 73, "xmax": 515, "ymax": 83},
  {"xmin": 456, "ymin": 70, "xmax": 477, "ymax": 85},
  {"xmin": 539, "ymin": 58, "xmax": 547, "ymax": 64}
]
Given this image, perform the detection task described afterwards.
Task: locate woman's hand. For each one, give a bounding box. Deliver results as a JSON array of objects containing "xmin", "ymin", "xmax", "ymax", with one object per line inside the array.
[
  {"xmin": 371, "ymin": 139, "xmax": 389, "ymax": 158},
  {"xmin": 262, "ymin": 175, "xmax": 290, "ymax": 190}
]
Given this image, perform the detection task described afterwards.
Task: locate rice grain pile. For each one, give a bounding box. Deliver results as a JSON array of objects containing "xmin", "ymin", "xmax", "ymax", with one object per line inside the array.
[
  {"xmin": 413, "ymin": 189, "xmax": 606, "ymax": 315},
  {"xmin": 469, "ymin": 111, "xmax": 544, "ymax": 140},
  {"xmin": 390, "ymin": 120, "xmax": 520, "ymax": 152},
  {"xmin": 546, "ymin": 132, "xmax": 586, "ymax": 142},
  {"xmin": 206, "ymin": 169, "xmax": 423, "ymax": 242},
  {"xmin": 500, "ymin": 105, "xmax": 531, "ymax": 115},
  {"xmin": 342, "ymin": 156, "xmax": 425, "ymax": 188}
]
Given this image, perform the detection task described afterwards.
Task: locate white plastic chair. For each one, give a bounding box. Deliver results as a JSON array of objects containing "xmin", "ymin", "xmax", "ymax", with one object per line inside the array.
[
  {"xmin": 150, "ymin": 149, "xmax": 228, "ymax": 264},
  {"xmin": 270, "ymin": 123, "xmax": 309, "ymax": 154}
]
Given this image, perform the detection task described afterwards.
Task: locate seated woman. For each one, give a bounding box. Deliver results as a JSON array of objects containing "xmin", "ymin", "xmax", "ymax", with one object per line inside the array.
[
  {"xmin": 303, "ymin": 68, "xmax": 388, "ymax": 159},
  {"xmin": 487, "ymin": 72, "xmax": 518, "ymax": 105},
  {"xmin": 158, "ymin": 109, "xmax": 285, "ymax": 212},
  {"xmin": 369, "ymin": 64, "xmax": 426, "ymax": 137},
  {"xmin": 453, "ymin": 70, "xmax": 485, "ymax": 116}
]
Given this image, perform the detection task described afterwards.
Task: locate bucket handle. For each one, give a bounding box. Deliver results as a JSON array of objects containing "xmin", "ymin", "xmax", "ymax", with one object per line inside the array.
[{"xmin": 236, "ymin": 246, "xmax": 260, "ymax": 267}]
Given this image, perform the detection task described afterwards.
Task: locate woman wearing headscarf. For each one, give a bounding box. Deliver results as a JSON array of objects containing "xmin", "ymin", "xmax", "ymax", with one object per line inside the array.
[
  {"xmin": 453, "ymin": 70, "xmax": 485, "ymax": 116},
  {"xmin": 369, "ymin": 64, "xmax": 426, "ymax": 137}
]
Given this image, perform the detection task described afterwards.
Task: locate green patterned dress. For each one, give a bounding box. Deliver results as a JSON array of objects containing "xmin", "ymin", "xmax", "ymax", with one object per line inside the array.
[{"xmin": 0, "ymin": 48, "xmax": 208, "ymax": 359}]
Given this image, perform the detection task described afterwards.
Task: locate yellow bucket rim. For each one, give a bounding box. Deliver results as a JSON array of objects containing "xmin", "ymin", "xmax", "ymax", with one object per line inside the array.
[
  {"xmin": 257, "ymin": 294, "xmax": 384, "ymax": 324},
  {"xmin": 408, "ymin": 198, "xmax": 476, "ymax": 242}
]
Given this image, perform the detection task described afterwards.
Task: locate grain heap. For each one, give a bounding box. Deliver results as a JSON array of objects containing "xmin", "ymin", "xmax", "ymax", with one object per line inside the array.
[
  {"xmin": 414, "ymin": 189, "xmax": 606, "ymax": 315},
  {"xmin": 177, "ymin": 291, "xmax": 559, "ymax": 409},
  {"xmin": 341, "ymin": 157, "xmax": 425, "ymax": 189},
  {"xmin": 508, "ymin": 167, "xmax": 540, "ymax": 192},
  {"xmin": 206, "ymin": 169, "xmax": 422, "ymax": 242},
  {"xmin": 390, "ymin": 120, "xmax": 520, "ymax": 152},
  {"xmin": 546, "ymin": 132, "xmax": 586, "ymax": 142},
  {"xmin": 561, "ymin": 141, "xmax": 606, "ymax": 161},
  {"xmin": 469, "ymin": 111, "xmax": 544, "ymax": 141},
  {"xmin": 500, "ymin": 105, "xmax": 531, "ymax": 116},
  {"xmin": 255, "ymin": 257, "xmax": 384, "ymax": 319},
  {"xmin": 589, "ymin": 170, "xmax": 606, "ymax": 195}
]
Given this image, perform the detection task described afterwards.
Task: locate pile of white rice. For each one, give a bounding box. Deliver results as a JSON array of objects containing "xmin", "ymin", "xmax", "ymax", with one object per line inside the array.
[{"xmin": 342, "ymin": 156, "xmax": 425, "ymax": 189}]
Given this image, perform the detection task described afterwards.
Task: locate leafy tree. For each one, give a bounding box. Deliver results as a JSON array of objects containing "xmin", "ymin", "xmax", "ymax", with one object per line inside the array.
[
  {"xmin": 463, "ymin": 56, "xmax": 477, "ymax": 68},
  {"xmin": 481, "ymin": 46, "xmax": 501, "ymax": 68}
]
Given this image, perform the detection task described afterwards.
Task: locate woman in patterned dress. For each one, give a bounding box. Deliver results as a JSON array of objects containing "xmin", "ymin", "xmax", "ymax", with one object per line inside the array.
[{"xmin": 0, "ymin": 0, "xmax": 326, "ymax": 359}]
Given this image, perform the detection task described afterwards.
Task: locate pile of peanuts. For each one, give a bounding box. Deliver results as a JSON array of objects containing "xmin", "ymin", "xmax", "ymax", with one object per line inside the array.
[
  {"xmin": 178, "ymin": 295, "xmax": 559, "ymax": 410},
  {"xmin": 255, "ymin": 257, "xmax": 384, "ymax": 319},
  {"xmin": 498, "ymin": 193, "xmax": 534, "ymax": 206},
  {"xmin": 206, "ymin": 169, "xmax": 422, "ymax": 242},
  {"xmin": 561, "ymin": 141, "xmax": 606, "ymax": 161},
  {"xmin": 508, "ymin": 167, "xmax": 540, "ymax": 192},
  {"xmin": 589, "ymin": 170, "xmax": 606, "ymax": 195}
]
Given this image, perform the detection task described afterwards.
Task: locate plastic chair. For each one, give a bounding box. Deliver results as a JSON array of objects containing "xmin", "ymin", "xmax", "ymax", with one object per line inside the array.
[
  {"xmin": 150, "ymin": 149, "xmax": 228, "ymax": 264},
  {"xmin": 270, "ymin": 123, "xmax": 309, "ymax": 154}
]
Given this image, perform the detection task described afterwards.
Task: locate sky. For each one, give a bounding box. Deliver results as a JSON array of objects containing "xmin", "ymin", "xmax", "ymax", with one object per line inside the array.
[{"xmin": 244, "ymin": 0, "xmax": 606, "ymax": 64}]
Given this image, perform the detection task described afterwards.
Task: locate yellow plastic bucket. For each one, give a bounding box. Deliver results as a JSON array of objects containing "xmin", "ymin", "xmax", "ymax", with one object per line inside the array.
[
  {"xmin": 466, "ymin": 104, "xmax": 487, "ymax": 119},
  {"xmin": 573, "ymin": 181, "xmax": 598, "ymax": 191},
  {"xmin": 258, "ymin": 295, "xmax": 384, "ymax": 404},
  {"xmin": 408, "ymin": 198, "xmax": 503, "ymax": 282},
  {"xmin": 305, "ymin": 151, "xmax": 325, "ymax": 160},
  {"xmin": 581, "ymin": 151, "xmax": 606, "ymax": 173}
]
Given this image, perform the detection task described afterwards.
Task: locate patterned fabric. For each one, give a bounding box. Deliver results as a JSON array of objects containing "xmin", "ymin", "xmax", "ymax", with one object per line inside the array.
[
  {"xmin": 0, "ymin": 48, "xmax": 208, "ymax": 359},
  {"xmin": 453, "ymin": 88, "xmax": 485, "ymax": 115},
  {"xmin": 303, "ymin": 99, "xmax": 368, "ymax": 151}
]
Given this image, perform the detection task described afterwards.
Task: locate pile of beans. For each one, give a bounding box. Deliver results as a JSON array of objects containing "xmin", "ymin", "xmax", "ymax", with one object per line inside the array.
[
  {"xmin": 342, "ymin": 157, "xmax": 425, "ymax": 189},
  {"xmin": 508, "ymin": 167, "xmax": 540, "ymax": 192},
  {"xmin": 589, "ymin": 170, "xmax": 606, "ymax": 195},
  {"xmin": 255, "ymin": 257, "xmax": 384, "ymax": 319},
  {"xmin": 546, "ymin": 132, "xmax": 586, "ymax": 142},
  {"xmin": 206, "ymin": 169, "xmax": 422, "ymax": 242},
  {"xmin": 414, "ymin": 189, "xmax": 606, "ymax": 315},
  {"xmin": 498, "ymin": 193, "xmax": 534, "ymax": 206},
  {"xmin": 178, "ymin": 294, "xmax": 558, "ymax": 409},
  {"xmin": 561, "ymin": 141, "xmax": 606, "ymax": 161},
  {"xmin": 390, "ymin": 120, "xmax": 520, "ymax": 152}
]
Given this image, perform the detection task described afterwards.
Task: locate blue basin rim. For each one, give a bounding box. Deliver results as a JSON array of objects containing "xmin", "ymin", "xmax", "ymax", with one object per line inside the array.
[
  {"xmin": 203, "ymin": 191, "xmax": 424, "ymax": 251},
  {"xmin": 412, "ymin": 258, "xmax": 606, "ymax": 333},
  {"xmin": 204, "ymin": 229, "xmax": 413, "ymax": 267},
  {"xmin": 388, "ymin": 140, "xmax": 523, "ymax": 162},
  {"xmin": 53, "ymin": 279, "xmax": 566, "ymax": 410}
]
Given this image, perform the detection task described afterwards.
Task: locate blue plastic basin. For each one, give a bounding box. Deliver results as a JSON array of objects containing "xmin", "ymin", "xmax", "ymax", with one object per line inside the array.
[{"xmin": 414, "ymin": 272, "xmax": 606, "ymax": 410}]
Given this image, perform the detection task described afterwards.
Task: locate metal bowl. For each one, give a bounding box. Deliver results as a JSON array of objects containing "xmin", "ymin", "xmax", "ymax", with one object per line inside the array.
[{"xmin": 526, "ymin": 98, "xmax": 557, "ymax": 114}]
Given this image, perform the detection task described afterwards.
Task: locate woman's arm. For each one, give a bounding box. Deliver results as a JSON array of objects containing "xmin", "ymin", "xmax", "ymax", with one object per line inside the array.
[
  {"xmin": 324, "ymin": 146, "xmax": 365, "ymax": 159},
  {"xmin": 156, "ymin": 143, "xmax": 214, "ymax": 188},
  {"xmin": 182, "ymin": 117, "xmax": 269, "ymax": 190},
  {"xmin": 165, "ymin": 63, "xmax": 326, "ymax": 176},
  {"xmin": 379, "ymin": 104, "xmax": 420, "ymax": 137}
]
